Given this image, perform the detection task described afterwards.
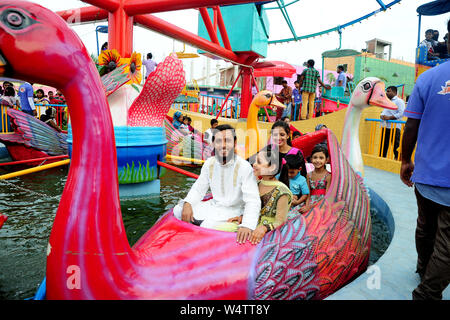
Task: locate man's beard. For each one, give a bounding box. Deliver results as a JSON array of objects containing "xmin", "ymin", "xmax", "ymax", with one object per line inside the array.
[{"xmin": 215, "ymin": 146, "xmax": 235, "ymax": 164}]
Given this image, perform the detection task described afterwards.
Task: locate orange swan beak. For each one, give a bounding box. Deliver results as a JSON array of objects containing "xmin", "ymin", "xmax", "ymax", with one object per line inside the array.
[{"xmin": 369, "ymin": 82, "xmax": 397, "ymax": 110}]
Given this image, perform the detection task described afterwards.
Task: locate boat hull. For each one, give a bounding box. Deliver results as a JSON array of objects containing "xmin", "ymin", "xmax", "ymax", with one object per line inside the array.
[{"xmin": 113, "ymin": 129, "xmax": 371, "ymax": 300}]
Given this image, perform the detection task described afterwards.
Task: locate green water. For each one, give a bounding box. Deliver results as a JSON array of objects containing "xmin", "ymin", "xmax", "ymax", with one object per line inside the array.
[{"xmin": 0, "ymin": 166, "xmax": 390, "ymax": 300}]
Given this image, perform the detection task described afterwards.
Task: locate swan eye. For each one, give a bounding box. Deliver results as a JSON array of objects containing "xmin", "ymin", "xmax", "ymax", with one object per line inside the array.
[
  {"xmin": 362, "ymin": 82, "xmax": 372, "ymax": 92},
  {"xmin": 1, "ymin": 8, "xmax": 36, "ymax": 31}
]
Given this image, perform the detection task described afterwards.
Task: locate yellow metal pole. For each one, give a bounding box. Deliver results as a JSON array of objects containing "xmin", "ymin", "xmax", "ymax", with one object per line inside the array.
[
  {"xmin": 0, "ymin": 159, "xmax": 70, "ymax": 180},
  {"xmin": 166, "ymin": 154, "xmax": 205, "ymax": 164}
]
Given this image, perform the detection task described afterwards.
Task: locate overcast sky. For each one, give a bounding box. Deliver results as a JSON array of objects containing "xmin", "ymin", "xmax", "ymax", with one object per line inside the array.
[{"xmin": 31, "ymin": 0, "xmax": 449, "ymax": 82}]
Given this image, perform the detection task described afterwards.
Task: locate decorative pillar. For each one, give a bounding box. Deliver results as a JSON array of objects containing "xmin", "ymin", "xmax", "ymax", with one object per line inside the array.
[
  {"xmin": 239, "ymin": 66, "xmax": 252, "ymax": 118},
  {"xmin": 108, "ymin": 4, "xmax": 133, "ymax": 57}
]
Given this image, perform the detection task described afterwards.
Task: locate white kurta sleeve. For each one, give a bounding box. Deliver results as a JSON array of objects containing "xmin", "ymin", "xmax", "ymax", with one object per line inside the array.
[
  {"xmin": 183, "ymin": 158, "xmax": 211, "ymax": 207},
  {"xmin": 238, "ymin": 163, "xmax": 261, "ymax": 230}
]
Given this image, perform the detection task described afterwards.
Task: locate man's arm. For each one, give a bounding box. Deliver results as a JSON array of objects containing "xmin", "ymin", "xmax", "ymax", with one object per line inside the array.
[
  {"xmin": 400, "ymin": 118, "xmax": 420, "ymax": 187},
  {"xmin": 181, "ymin": 159, "xmax": 211, "ymax": 221},
  {"xmin": 27, "ymin": 97, "xmax": 37, "ymax": 116},
  {"xmin": 318, "ymin": 77, "xmax": 331, "ymax": 90},
  {"xmin": 298, "ymin": 74, "xmax": 304, "ymax": 89}
]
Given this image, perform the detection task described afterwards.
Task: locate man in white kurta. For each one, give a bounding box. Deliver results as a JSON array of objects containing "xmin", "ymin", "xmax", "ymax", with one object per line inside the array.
[{"xmin": 173, "ymin": 125, "xmax": 261, "ymax": 242}]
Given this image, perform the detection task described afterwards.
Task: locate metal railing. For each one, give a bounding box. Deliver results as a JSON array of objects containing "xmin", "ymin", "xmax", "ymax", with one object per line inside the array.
[
  {"xmin": 1, "ymin": 104, "xmax": 68, "ymax": 134},
  {"xmin": 172, "ymin": 93, "xmax": 241, "ymax": 119},
  {"xmin": 364, "ymin": 118, "xmax": 407, "ymax": 161}
]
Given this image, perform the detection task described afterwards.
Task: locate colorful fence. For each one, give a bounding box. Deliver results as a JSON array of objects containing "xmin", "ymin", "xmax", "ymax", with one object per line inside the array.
[
  {"xmin": 363, "ymin": 118, "xmax": 412, "ymax": 162},
  {"xmin": 0, "ymin": 104, "xmax": 68, "ymax": 134},
  {"xmin": 172, "ymin": 93, "xmax": 241, "ymax": 119}
]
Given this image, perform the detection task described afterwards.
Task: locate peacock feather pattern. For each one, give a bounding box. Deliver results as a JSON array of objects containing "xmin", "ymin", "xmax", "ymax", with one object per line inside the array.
[
  {"xmin": 253, "ymin": 129, "xmax": 371, "ymax": 300},
  {"xmin": 0, "ymin": 108, "xmax": 67, "ymax": 155}
]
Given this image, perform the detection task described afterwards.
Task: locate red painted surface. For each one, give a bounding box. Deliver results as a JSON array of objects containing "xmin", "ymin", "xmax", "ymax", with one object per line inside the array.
[
  {"xmin": 56, "ymin": 0, "xmax": 262, "ymax": 118},
  {"xmin": 0, "ymin": 155, "xmax": 69, "ymax": 167},
  {"xmin": 321, "ymin": 98, "xmax": 349, "ymax": 113},
  {"xmin": 123, "ymin": 0, "xmax": 261, "ymax": 16},
  {"xmin": 240, "ymin": 67, "xmax": 253, "ymax": 118},
  {"xmin": 0, "ymin": 0, "xmax": 370, "ymax": 300},
  {"xmin": 199, "ymin": 7, "xmax": 220, "ymax": 45},
  {"xmin": 57, "ymin": 6, "xmax": 108, "ymax": 23},
  {"xmin": 0, "ymin": 213, "xmax": 7, "ymax": 229},
  {"xmin": 134, "ymin": 14, "xmax": 240, "ymax": 63},
  {"xmin": 5, "ymin": 144, "xmax": 56, "ymax": 167},
  {"xmin": 253, "ymin": 61, "xmax": 296, "ymax": 78}
]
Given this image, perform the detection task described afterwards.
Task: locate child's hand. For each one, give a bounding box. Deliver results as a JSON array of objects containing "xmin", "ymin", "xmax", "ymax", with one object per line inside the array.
[
  {"xmin": 227, "ymin": 216, "xmax": 243, "ymax": 224},
  {"xmin": 299, "ymin": 205, "xmax": 310, "ymax": 214}
]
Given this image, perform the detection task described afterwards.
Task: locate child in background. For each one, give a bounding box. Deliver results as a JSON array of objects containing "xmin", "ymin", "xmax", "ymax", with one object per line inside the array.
[
  {"xmin": 178, "ymin": 116, "xmax": 190, "ymax": 134},
  {"xmin": 186, "ymin": 117, "xmax": 194, "ymax": 133},
  {"xmin": 300, "ymin": 144, "xmax": 331, "ymax": 213},
  {"xmin": 284, "ymin": 154, "xmax": 309, "ymax": 219},
  {"xmin": 34, "ymin": 89, "xmax": 49, "ymax": 105},
  {"xmin": 172, "ymin": 111, "xmax": 184, "ymax": 129},
  {"xmin": 292, "ymin": 130, "xmax": 301, "ymax": 140}
]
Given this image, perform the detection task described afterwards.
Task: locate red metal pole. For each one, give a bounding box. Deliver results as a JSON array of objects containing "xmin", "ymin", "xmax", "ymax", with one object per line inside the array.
[
  {"xmin": 215, "ymin": 6, "xmax": 232, "ymax": 50},
  {"xmin": 157, "ymin": 161, "xmax": 199, "ymax": 179},
  {"xmin": 213, "ymin": 7, "xmax": 218, "ymax": 32},
  {"xmin": 240, "ymin": 67, "xmax": 253, "ymax": 118},
  {"xmin": 108, "ymin": 8, "xmax": 134, "ymax": 57},
  {"xmin": 124, "ymin": 0, "xmax": 261, "ymax": 16},
  {"xmin": 216, "ymin": 69, "xmax": 242, "ymax": 119},
  {"xmin": 57, "ymin": 6, "xmax": 108, "ymax": 23},
  {"xmin": 82, "ymin": 0, "xmax": 120, "ymax": 12},
  {"xmin": 134, "ymin": 14, "xmax": 240, "ymax": 63},
  {"xmin": 199, "ymin": 8, "xmax": 220, "ymax": 45},
  {"xmin": 0, "ymin": 155, "xmax": 69, "ymax": 167}
]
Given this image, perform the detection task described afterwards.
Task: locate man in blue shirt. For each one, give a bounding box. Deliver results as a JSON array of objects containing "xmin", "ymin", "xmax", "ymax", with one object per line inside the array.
[
  {"xmin": 380, "ymin": 86, "xmax": 405, "ymax": 159},
  {"xmin": 17, "ymin": 82, "xmax": 37, "ymax": 117},
  {"xmin": 335, "ymin": 65, "xmax": 347, "ymax": 88},
  {"xmin": 400, "ymin": 20, "xmax": 450, "ymax": 300}
]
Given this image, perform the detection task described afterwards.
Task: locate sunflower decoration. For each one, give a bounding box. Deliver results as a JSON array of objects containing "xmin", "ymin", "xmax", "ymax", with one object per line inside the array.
[
  {"xmin": 121, "ymin": 52, "xmax": 142, "ymax": 85},
  {"xmin": 98, "ymin": 49, "xmax": 123, "ymax": 76}
]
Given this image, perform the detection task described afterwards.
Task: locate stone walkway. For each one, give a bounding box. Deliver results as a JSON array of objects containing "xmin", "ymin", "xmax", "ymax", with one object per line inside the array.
[{"xmin": 327, "ymin": 166, "xmax": 449, "ymax": 300}]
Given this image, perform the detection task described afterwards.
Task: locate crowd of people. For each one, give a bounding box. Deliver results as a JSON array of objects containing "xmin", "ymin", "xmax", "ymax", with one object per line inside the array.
[
  {"xmin": 270, "ymin": 59, "xmax": 340, "ymax": 122},
  {"xmin": 172, "ymin": 111, "xmax": 195, "ymax": 135},
  {"xmin": 173, "ymin": 120, "xmax": 330, "ymax": 244},
  {"xmin": 419, "ymin": 28, "xmax": 449, "ymax": 60},
  {"xmin": 0, "ymin": 81, "xmax": 67, "ymax": 132}
]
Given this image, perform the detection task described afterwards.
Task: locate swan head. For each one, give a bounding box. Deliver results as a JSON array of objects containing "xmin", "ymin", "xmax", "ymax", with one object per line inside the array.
[
  {"xmin": 0, "ymin": 1, "xmax": 90, "ymax": 88},
  {"xmin": 251, "ymin": 90, "xmax": 285, "ymax": 113},
  {"xmin": 351, "ymin": 77, "xmax": 397, "ymax": 111}
]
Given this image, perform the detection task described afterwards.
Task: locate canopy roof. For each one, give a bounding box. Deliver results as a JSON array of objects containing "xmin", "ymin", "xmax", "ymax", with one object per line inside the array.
[
  {"xmin": 417, "ymin": 0, "xmax": 450, "ymax": 16},
  {"xmin": 253, "ymin": 60, "xmax": 296, "ymax": 78},
  {"xmin": 322, "ymin": 49, "xmax": 361, "ymax": 58}
]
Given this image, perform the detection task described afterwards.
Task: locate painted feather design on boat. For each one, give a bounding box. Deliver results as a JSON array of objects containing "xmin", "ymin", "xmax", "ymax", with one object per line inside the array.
[{"xmin": 0, "ymin": 108, "xmax": 67, "ymax": 156}]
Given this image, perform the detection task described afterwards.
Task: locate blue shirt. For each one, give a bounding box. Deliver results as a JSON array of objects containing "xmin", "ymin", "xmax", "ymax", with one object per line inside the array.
[
  {"xmin": 289, "ymin": 172, "xmax": 309, "ymax": 197},
  {"xmin": 416, "ymin": 183, "xmax": 450, "ymax": 207},
  {"xmin": 292, "ymin": 88, "xmax": 301, "ymax": 103},
  {"xmin": 18, "ymin": 82, "xmax": 35, "ymax": 112},
  {"xmin": 335, "ymin": 72, "xmax": 347, "ymax": 88},
  {"xmin": 404, "ymin": 60, "xmax": 450, "ymax": 189}
]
